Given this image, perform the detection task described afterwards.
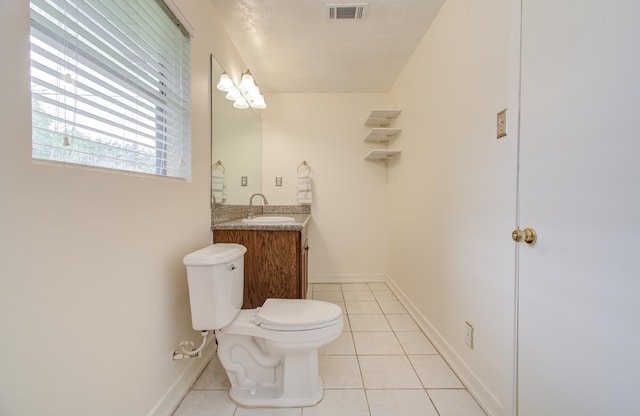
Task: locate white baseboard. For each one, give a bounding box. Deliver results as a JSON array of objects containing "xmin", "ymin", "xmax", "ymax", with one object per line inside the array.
[
  {"xmin": 148, "ymin": 341, "xmax": 216, "ymax": 416},
  {"xmin": 309, "ymin": 273, "xmax": 387, "ymax": 284},
  {"xmin": 386, "ymin": 277, "xmax": 502, "ymax": 416}
]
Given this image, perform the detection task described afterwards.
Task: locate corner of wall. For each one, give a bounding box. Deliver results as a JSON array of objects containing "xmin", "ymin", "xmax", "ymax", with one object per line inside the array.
[{"xmin": 147, "ymin": 343, "xmax": 216, "ymax": 416}]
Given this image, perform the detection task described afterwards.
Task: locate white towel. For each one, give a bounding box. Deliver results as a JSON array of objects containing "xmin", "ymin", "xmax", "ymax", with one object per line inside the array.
[
  {"xmin": 297, "ymin": 172, "xmax": 312, "ymax": 204},
  {"xmin": 297, "ymin": 178, "xmax": 311, "ymax": 191},
  {"xmin": 212, "ymin": 176, "xmax": 224, "ymax": 189},
  {"xmin": 212, "ymin": 190, "xmax": 224, "ymax": 203},
  {"xmin": 212, "ymin": 170, "xmax": 225, "ymax": 203}
]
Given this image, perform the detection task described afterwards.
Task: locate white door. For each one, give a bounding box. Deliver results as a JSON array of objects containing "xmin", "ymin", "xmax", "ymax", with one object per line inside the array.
[{"xmin": 517, "ymin": 1, "xmax": 640, "ymax": 415}]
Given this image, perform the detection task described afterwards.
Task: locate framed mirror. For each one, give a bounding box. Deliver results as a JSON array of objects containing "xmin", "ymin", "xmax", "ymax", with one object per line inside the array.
[{"xmin": 210, "ymin": 55, "xmax": 262, "ymax": 207}]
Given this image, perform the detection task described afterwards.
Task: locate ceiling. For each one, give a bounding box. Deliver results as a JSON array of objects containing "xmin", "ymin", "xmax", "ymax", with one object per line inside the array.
[{"xmin": 209, "ymin": 0, "xmax": 446, "ymax": 93}]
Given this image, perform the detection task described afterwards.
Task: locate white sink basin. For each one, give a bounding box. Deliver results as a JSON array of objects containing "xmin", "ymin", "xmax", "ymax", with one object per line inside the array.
[{"xmin": 242, "ymin": 216, "xmax": 296, "ymax": 225}]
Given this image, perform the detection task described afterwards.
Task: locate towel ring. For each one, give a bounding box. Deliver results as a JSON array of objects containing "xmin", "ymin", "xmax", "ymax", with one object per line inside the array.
[
  {"xmin": 213, "ymin": 160, "xmax": 225, "ymax": 173},
  {"xmin": 297, "ymin": 161, "xmax": 311, "ymax": 175}
]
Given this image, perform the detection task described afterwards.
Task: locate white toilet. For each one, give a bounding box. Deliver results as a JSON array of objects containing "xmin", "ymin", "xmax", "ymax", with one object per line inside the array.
[{"xmin": 183, "ymin": 243, "xmax": 343, "ymax": 407}]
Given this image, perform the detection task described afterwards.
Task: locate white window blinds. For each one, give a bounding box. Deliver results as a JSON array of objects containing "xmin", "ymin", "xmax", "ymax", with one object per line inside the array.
[{"xmin": 29, "ymin": 0, "xmax": 192, "ymax": 180}]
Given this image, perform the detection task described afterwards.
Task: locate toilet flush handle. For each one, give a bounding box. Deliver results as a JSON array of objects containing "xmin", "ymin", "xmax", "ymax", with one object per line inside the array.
[{"xmin": 229, "ymin": 264, "xmax": 237, "ymax": 271}]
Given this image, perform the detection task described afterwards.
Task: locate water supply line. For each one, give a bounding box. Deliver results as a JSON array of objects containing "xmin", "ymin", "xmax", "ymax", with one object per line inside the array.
[{"xmin": 172, "ymin": 330, "xmax": 213, "ymax": 360}]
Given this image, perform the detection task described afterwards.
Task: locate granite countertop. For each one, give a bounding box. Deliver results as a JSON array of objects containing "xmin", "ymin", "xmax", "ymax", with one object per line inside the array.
[{"xmin": 213, "ymin": 214, "xmax": 311, "ymax": 231}]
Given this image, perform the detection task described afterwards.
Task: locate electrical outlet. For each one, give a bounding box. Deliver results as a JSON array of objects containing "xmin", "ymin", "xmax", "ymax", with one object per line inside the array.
[
  {"xmin": 497, "ymin": 108, "xmax": 507, "ymax": 138},
  {"xmin": 276, "ymin": 176, "xmax": 283, "ymax": 187},
  {"xmin": 465, "ymin": 321, "xmax": 474, "ymax": 349},
  {"xmin": 241, "ymin": 176, "xmax": 248, "ymax": 186}
]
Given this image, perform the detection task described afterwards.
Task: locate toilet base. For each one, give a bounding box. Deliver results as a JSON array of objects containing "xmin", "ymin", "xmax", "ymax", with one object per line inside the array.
[
  {"xmin": 218, "ymin": 331, "xmax": 326, "ymax": 407},
  {"xmin": 229, "ymin": 376, "xmax": 323, "ymax": 408}
]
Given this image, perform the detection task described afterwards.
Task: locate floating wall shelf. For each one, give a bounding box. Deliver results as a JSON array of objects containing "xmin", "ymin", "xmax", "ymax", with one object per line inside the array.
[
  {"xmin": 364, "ymin": 127, "xmax": 402, "ymax": 144},
  {"xmin": 365, "ymin": 109, "xmax": 402, "ymax": 127},
  {"xmin": 364, "ymin": 149, "xmax": 402, "ymax": 161},
  {"xmin": 363, "ymin": 109, "xmax": 402, "ymax": 163}
]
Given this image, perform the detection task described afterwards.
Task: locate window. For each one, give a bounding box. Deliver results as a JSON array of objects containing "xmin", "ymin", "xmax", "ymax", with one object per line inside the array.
[{"xmin": 29, "ymin": 0, "xmax": 192, "ymax": 180}]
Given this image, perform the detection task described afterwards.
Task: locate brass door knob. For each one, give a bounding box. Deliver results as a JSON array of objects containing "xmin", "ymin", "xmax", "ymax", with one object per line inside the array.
[
  {"xmin": 512, "ymin": 229, "xmax": 524, "ymax": 242},
  {"xmin": 512, "ymin": 227, "xmax": 537, "ymax": 245}
]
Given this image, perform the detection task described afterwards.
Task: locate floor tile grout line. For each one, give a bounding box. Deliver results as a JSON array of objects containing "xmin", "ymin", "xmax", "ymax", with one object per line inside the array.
[
  {"xmin": 345, "ymin": 284, "xmax": 425, "ymax": 413},
  {"xmin": 344, "ymin": 285, "xmax": 374, "ymax": 416},
  {"xmin": 379, "ymin": 284, "xmax": 487, "ymax": 415},
  {"xmin": 343, "ymin": 283, "xmax": 456, "ymax": 416}
]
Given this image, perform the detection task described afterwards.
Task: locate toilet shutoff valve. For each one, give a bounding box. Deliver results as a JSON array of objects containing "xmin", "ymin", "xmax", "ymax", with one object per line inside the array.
[{"xmin": 172, "ymin": 330, "xmax": 211, "ymax": 360}]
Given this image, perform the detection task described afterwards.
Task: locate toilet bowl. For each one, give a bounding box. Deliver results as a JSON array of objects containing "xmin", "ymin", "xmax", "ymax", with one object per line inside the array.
[
  {"xmin": 183, "ymin": 244, "xmax": 343, "ymax": 407},
  {"xmin": 218, "ymin": 299, "xmax": 342, "ymax": 406}
]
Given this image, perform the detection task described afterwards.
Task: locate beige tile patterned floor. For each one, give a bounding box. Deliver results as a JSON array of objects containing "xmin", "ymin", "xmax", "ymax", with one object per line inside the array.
[{"xmin": 173, "ymin": 283, "xmax": 487, "ymax": 416}]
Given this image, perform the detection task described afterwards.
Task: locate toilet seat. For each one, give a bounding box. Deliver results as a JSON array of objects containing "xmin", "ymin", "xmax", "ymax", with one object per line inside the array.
[
  {"xmin": 221, "ymin": 300, "xmax": 343, "ymax": 344},
  {"xmin": 255, "ymin": 299, "xmax": 342, "ymax": 331}
]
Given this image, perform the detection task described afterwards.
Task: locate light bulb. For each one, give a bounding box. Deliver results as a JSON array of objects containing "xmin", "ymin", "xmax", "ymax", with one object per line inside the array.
[
  {"xmin": 250, "ymin": 95, "xmax": 267, "ymax": 109},
  {"xmin": 245, "ymin": 86, "xmax": 261, "ymax": 101},
  {"xmin": 239, "ymin": 71, "xmax": 256, "ymax": 93},
  {"xmin": 233, "ymin": 97, "xmax": 249, "ymax": 109},
  {"xmin": 216, "ymin": 73, "xmax": 233, "ymax": 92},
  {"xmin": 225, "ymin": 88, "xmax": 241, "ymax": 101}
]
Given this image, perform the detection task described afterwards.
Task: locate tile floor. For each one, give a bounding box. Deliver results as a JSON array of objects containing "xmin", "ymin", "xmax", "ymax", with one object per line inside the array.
[{"xmin": 173, "ymin": 283, "xmax": 487, "ymax": 416}]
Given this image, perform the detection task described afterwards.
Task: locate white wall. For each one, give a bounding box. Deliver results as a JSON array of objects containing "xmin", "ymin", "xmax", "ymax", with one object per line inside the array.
[
  {"xmin": 0, "ymin": 1, "xmax": 247, "ymax": 415},
  {"xmin": 261, "ymin": 94, "xmax": 391, "ymax": 283},
  {"xmin": 386, "ymin": 0, "xmax": 515, "ymax": 414}
]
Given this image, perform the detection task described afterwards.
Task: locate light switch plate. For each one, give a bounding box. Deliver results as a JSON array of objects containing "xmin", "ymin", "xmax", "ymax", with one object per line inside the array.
[
  {"xmin": 465, "ymin": 321, "xmax": 474, "ymax": 349},
  {"xmin": 497, "ymin": 108, "xmax": 507, "ymax": 139}
]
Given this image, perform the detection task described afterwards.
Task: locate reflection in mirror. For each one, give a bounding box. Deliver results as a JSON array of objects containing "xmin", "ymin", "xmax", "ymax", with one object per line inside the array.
[{"xmin": 210, "ymin": 55, "xmax": 262, "ymax": 207}]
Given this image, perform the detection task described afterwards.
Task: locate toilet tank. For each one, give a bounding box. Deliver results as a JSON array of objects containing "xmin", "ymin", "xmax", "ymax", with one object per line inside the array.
[{"xmin": 183, "ymin": 243, "xmax": 247, "ymax": 330}]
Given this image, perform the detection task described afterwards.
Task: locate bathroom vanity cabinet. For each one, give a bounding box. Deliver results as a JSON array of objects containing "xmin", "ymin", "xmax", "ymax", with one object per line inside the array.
[{"xmin": 215, "ymin": 227, "xmax": 309, "ymax": 309}]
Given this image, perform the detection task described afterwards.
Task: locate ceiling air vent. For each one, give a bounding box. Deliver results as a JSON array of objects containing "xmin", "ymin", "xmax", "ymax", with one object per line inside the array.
[{"xmin": 327, "ymin": 3, "xmax": 368, "ymax": 20}]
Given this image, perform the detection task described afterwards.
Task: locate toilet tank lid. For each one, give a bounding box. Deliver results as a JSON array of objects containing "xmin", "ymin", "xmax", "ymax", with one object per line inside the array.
[{"xmin": 183, "ymin": 244, "xmax": 247, "ymax": 266}]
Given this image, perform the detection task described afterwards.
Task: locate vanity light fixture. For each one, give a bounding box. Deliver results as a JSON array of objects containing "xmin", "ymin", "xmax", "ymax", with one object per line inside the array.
[
  {"xmin": 216, "ymin": 72, "xmax": 234, "ymax": 92},
  {"xmin": 216, "ymin": 69, "xmax": 267, "ymax": 110}
]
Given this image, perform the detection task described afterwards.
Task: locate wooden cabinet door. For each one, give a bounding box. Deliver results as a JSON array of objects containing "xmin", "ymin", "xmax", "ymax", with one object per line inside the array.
[
  {"xmin": 259, "ymin": 231, "xmax": 299, "ymax": 304},
  {"xmin": 215, "ymin": 230, "xmax": 300, "ymax": 308}
]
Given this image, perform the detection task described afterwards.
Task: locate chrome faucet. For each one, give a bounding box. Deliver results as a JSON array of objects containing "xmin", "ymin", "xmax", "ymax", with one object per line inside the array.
[{"xmin": 247, "ymin": 193, "xmax": 269, "ymax": 219}]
